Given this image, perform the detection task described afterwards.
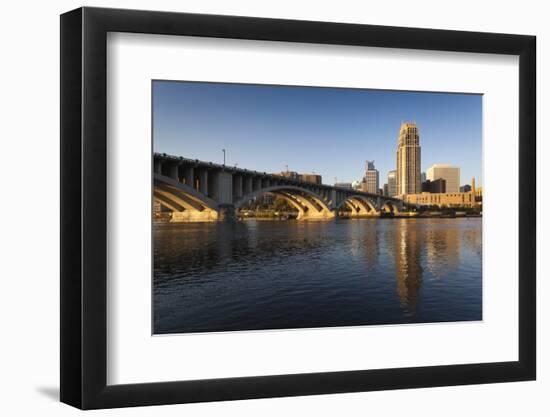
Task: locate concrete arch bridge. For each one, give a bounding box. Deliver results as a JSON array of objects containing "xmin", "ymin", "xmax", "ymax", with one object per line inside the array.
[{"xmin": 153, "ymin": 153, "xmax": 406, "ymax": 222}]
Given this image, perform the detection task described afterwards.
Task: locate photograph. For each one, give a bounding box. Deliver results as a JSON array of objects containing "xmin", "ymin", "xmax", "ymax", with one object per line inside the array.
[{"xmin": 152, "ymin": 80, "xmax": 483, "ymax": 334}]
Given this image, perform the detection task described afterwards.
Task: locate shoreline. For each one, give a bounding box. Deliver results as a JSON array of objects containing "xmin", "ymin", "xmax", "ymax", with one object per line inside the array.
[{"xmin": 153, "ymin": 213, "xmax": 482, "ymax": 225}]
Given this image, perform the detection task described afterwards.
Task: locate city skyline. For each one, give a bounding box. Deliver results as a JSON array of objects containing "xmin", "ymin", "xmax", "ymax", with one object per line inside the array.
[{"xmin": 153, "ymin": 80, "xmax": 483, "ymax": 187}]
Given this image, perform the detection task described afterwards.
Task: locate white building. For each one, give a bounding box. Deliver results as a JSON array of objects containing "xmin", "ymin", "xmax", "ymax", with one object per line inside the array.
[
  {"xmin": 426, "ymin": 164, "xmax": 460, "ymax": 193},
  {"xmin": 362, "ymin": 160, "xmax": 379, "ymax": 194},
  {"xmin": 352, "ymin": 180, "xmax": 362, "ymax": 190}
]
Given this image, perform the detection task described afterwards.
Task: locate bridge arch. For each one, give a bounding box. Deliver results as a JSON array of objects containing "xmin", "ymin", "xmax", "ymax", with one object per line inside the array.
[
  {"xmin": 154, "ymin": 174, "xmax": 219, "ymax": 222},
  {"xmin": 381, "ymin": 200, "xmax": 401, "ymax": 214},
  {"xmin": 235, "ymin": 185, "xmax": 334, "ymax": 220},
  {"xmin": 337, "ymin": 195, "xmax": 379, "ymax": 216}
]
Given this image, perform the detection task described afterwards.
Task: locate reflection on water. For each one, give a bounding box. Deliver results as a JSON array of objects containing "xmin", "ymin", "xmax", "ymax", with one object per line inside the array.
[
  {"xmin": 154, "ymin": 218, "xmax": 482, "ymax": 334},
  {"xmin": 392, "ymin": 225, "xmax": 423, "ymax": 315}
]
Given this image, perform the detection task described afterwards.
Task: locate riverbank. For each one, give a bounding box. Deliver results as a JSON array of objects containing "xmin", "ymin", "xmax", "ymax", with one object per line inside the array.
[
  {"xmin": 240, "ymin": 210, "xmax": 482, "ymax": 220},
  {"xmin": 154, "ymin": 210, "xmax": 481, "ymax": 224}
]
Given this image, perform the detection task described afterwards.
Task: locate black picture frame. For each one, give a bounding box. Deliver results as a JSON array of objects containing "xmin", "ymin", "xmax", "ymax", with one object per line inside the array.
[{"xmin": 60, "ymin": 6, "xmax": 536, "ymax": 410}]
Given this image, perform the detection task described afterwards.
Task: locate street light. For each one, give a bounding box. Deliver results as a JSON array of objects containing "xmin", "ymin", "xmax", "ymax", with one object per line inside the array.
[{"xmin": 222, "ymin": 149, "xmax": 226, "ymax": 165}]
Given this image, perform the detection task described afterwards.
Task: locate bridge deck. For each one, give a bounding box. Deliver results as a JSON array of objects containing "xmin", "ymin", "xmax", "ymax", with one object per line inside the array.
[{"xmin": 154, "ymin": 152, "xmax": 402, "ymax": 203}]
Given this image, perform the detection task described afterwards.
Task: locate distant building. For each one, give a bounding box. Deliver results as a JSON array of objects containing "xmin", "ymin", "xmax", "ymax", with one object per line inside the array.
[
  {"xmin": 472, "ymin": 178, "xmax": 482, "ymax": 202},
  {"xmin": 421, "ymin": 172, "xmax": 427, "ymax": 183},
  {"xmin": 404, "ymin": 177, "xmax": 480, "ymax": 208},
  {"xmin": 426, "ymin": 164, "xmax": 460, "ymax": 193},
  {"xmin": 383, "ymin": 183, "xmax": 389, "ymax": 196},
  {"xmin": 277, "ymin": 170, "xmax": 322, "ymax": 184},
  {"xmin": 403, "ymin": 192, "xmax": 477, "ymax": 208},
  {"xmin": 334, "ymin": 182, "xmax": 353, "ymax": 189},
  {"xmin": 475, "ymin": 187, "xmax": 483, "ymax": 203},
  {"xmin": 278, "ymin": 170, "xmax": 300, "ymax": 180},
  {"xmin": 422, "ymin": 178, "xmax": 446, "ymax": 193},
  {"xmin": 387, "ymin": 170, "xmax": 397, "ymax": 197},
  {"xmin": 362, "ymin": 160, "xmax": 379, "ymax": 194},
  {"xmin": 352, "ymin": 180, "xmax": 362, "ymax": 190},
  {"xmin": 261, "ymin": 192, "xmax": 275, "ymax": 206},
  {"xmin": 396, "ymin": 122, "xmax": 421, "ymax": 195},
  {"xmin": 299, "ymin": 173, "xmax": 322, "ymax": 185},
  {"xmin": 460, "ymin": 184, "xmax": 472, "ymax": 193}
]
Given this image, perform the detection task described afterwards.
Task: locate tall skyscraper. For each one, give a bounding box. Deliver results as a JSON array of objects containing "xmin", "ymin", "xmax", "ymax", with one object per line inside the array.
[
  {"xmin": 396, "ymin": 122, "xmax": 421, "ymax": 196},
  {"xmin": 426, "ymin": 164, "xmax": 460, "ymax": 193},
  {"xmin": 361, "ymin": 160, "xmax": 379, "ymax": 194},
  {"xmin": 387, "ymin": 170, "xmax": 397, "ymax": 197}
]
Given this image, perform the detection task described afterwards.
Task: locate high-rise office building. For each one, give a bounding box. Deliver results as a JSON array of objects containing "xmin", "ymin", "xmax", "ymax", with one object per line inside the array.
[
  {"xmin": 396, "ymin": 122, "xmax": 421, "ymax": 195},
  {"xmin": 387, "ymin": 170, "xmax": 397, "ymax": 197},
  {"xmin": 426, "ymin": 164, "xmax": 460, "ymax": 193},
  {"xmin": 361, "ymin": 160, "xmax": 379, "ymax": 194}
]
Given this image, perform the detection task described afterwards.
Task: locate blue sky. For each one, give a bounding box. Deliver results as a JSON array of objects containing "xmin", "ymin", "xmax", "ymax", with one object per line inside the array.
[{"xmin": 153, "ymin": 81, "xmax": 482, "ymax": 187}]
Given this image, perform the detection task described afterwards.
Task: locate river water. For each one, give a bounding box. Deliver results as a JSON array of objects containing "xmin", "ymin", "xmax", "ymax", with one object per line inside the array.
[{"xmin": 153, "ymin": 218, "xmax": 482, "ymax": 334}]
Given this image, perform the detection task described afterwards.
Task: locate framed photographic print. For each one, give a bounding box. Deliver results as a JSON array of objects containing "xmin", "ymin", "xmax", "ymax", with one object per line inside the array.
[{"xmin": 60, "ymin": 7, "xmax": 536, "ymax": 409}]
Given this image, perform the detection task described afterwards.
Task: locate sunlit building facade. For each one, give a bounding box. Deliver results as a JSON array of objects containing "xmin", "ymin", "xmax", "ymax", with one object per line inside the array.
[
  {"xmin": 403, "ymin": 191, "xmax": 477, "ymax": 208},
  {"xmin": 403, "ymin": 178, "xmax": 480, "ymax": 208},
  {"xmin": 426, "ymin": 164, "xmax": 460, "ymax": 193},
  {"xmin": 299, "ymin": 173, "xmax": 322, "ymax": 185},
  {"xmin": 396, "ymin": 122, "xmax": 421, "ymax": 196}
]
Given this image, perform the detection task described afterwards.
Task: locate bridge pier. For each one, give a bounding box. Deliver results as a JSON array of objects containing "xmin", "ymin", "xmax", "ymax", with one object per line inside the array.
[
  {"xmin": 154, "ymin": 159, "xmax": 162, "ymax": 174},
  {"xmin": 169, "ymin": 164, "xmax": 179, "ymax": 181},
  {"xmin": 170, "ymin": 209, "xmax": 218, "ymax": 222},
  {"xmin": 184, "ymin": 166, "xmax": 194, "ymax": 187},
  {"xmin": 198, "ymin": 169, "xmax": 208, "ymax": 195},
  {"xmin": 301, "ymin": 210, "xmax": 336, "ymax": 220},
  {"xmin": 244, "ymin": 176, "xmax": 253, "ymax": 195},
  {"xmin": 253, "ymin": 177, "xmax": 262, "ymax": 191},
  {"xmin": 210, "ymin": 171, "xmax": 233, "ymax": 204},
  {"xmin": 233, "ymin": 175, "xmax": 243, "ymax": 200},
  {"xmin": 217, "ymin": 204, "xmax": 237, "ymax": 222}
]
